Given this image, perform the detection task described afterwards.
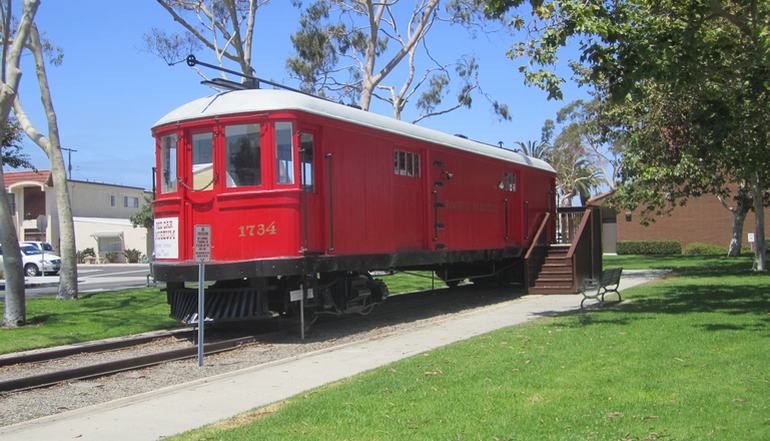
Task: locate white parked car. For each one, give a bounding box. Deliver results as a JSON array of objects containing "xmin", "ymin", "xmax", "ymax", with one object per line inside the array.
[
  {"xmin": 19, "ymin": 241, "xmax": 55, "ymax": 254},
  {"xmin": 0, "ymin": 244, "xmax": 61, "ymax": 277}
]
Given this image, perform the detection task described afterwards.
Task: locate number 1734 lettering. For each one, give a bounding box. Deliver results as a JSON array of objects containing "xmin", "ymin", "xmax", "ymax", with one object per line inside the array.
[{"xmin": 238, "ymin": 221, "xmax": 277, "ymax": 237}]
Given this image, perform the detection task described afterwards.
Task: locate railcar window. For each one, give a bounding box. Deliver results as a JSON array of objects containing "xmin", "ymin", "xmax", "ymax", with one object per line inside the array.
[
  {"xmin": 226, "ymin": 124, "xmax": 261, "ymax": 188},
  {"xmin": 394, "ymin": 149, "xmax": 420, "ymax": 177},
  {"xmin": 275, "ymin": 122, "xmax": 294, "ymax": 184},
  {"xmin": 160, "ymin": 134, "xmax": 177, "ymax": 193},
  {"xmin": 501, "ymin": 172, "xmax": 516, "ymax": 192},
  {"xmin": 192, "ymin": 132, "xmax": 214, "ymax": 191},
  {"xmin": 300, "ymin": 132, "xmax": 314, "ymax": 191}
]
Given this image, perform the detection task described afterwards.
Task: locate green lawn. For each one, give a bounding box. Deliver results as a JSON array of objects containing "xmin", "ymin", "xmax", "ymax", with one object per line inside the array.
[
  {"xmin": 377, "ymin": 271, "xmax": 447, "ymax": 294},
  {"xmin": 603, "ymin": 254, "xmax": 754, "ymax": 273},
  {"xmin": 0, "ymin": 288, "xmax": 177, "ymax": 354},
  {"xmin": 173, "ymin": 256, "xmax": 770, "ymax": 440}
]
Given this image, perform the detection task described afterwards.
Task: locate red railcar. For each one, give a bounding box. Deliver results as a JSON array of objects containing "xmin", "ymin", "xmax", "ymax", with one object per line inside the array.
[{"xmin": 151, "ymin": 89, "xmax": 556, "ymax": 323}]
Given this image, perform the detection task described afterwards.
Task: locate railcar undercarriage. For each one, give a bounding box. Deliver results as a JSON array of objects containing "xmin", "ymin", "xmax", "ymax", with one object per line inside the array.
[
  {"xmin": 166, "ymin": 271, "xmax": 390, "ymax": 324},
  {"xmin": 164, "ymin": 257, "xmax": 523, "ymax": 325}
]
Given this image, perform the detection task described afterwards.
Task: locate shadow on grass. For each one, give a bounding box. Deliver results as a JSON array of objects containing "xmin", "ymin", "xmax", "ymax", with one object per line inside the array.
[{"xmin": 554, "ymin": 282, "xmax": 770, "ymax": 333}]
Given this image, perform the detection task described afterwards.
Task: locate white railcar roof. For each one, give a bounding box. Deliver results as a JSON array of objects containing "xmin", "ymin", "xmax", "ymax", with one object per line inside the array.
[{"xmin": 154, "ymin": 89, "xmax": 556, "ymax": 173}]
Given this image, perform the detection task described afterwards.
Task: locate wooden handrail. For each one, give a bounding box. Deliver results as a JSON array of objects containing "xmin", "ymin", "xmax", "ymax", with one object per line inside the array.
[
  {"xmin": 524, "ymin": 212, "xmax": 551, "ymax": 260},
  {"xmin": 566, "ymin": 208, "xmax": 593, "ymax": 258}
]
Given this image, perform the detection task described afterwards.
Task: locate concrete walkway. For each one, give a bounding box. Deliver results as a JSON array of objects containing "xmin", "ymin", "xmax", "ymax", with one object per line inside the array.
[{"xmin": 0, "ymin": 270, "xmax": 666, "ymax": 441}]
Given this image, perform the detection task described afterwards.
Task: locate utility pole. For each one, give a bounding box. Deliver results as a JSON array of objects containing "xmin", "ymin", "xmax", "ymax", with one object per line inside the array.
[{"xmin": 61, "ymin": 147, "xmax": 77, "ymax": 179}]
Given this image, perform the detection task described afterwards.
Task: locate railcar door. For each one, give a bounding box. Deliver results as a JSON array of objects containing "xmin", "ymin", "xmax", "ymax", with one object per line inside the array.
[
  {"xmin": 299, "ymin": 127, "xmax": 324, "ymax": 254},
  {"xmin": 182, "ymin": 128, "xmax": 218, "ymax": 260},
  {"xmin": 393, "ymin": 147, "xmax": 425, "ymax": 251}
]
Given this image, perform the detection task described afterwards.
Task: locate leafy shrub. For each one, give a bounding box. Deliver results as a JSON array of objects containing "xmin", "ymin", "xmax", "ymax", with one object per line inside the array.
[
  {"xmin": 104, "ymin": 252, "xmax": 119, "ymax": 263},
  {"xmin": 740, "ymin": 240, "xmax": 770, "ymax": 255},
  {"xmin": 684, "ymin": 242, "xmax": 725, "ymax": 256},
  {"xmin": 77, "ymin": 248, "xmax": 96, "ymax": 263},
  {"xmin": 123, "ymin": 248, "xmax": 141, "ymax": 263},
  {"xmin": 617, "ymin": 240, "xmax": 681, "ymax": 255}
]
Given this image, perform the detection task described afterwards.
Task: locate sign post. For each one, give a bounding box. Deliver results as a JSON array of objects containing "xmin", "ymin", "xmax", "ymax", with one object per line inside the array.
[{"xmin": 193, "ymin": 225, "xmax": 211, "ymax": 367}]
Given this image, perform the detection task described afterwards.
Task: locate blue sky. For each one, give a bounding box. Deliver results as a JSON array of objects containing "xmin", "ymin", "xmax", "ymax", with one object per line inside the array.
[{"xmin": 13, "ymin": 1, "xmax": 587, "ymax": 190}]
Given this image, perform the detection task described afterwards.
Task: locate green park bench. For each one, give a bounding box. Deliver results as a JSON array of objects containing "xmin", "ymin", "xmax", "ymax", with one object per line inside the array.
[{"xmin": 580, "ymin": 267, "xmax": 623, "ymax": 309}]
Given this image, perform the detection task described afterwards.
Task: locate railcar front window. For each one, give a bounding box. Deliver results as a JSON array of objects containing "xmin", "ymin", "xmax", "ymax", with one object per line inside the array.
[
  {"xmin": 226, "ymin": 124, "xmax": 261, "ymax": 188},
  {"xmin": 275, "ymin": 122, "xmax": 294, "ymax": 184},
  {"xmin": 160, "ymin": 134, "xmax": 177, "ymax": 193},
  {"xmin": 300, "ymin": 132, "xmax": 314, "ymax": 191},
  {"xmin": 192, "ymin": 132, "xmax": 214, "ymax": 191}
]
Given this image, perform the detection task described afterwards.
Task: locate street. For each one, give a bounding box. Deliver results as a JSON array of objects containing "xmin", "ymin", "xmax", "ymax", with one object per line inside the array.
[{"xmin": 0, "ymin": 264, "xmax": 156, "ymax": 299}]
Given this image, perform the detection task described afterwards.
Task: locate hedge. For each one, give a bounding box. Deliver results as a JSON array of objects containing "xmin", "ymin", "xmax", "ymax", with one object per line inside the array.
[
  {"xmin": 617, "ymin": 240, "xmax": 682, "ymax": 255},
  {"xmin": 684, "ymin": 242, "xmax": 725, "ymax": 256}
]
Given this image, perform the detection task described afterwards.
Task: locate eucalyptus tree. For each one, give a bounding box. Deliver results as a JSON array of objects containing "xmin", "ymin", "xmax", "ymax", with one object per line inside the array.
[
  {"xmin": 485, "ymin": 0, "xmax": 770, "ymax": 270},
  {"xmin": 13, "ymin": 23, "xmax": 78, "ymax": 299},
  {"xmin": 288, "ymin": 0, "xmax": 510, "ymax": 122},
  {"xmin": 0, "ymin": 0, "xmax": 39, "ymax": 326},
  {"xmin": 148, "ymin": 0, "xmax": 268, "ymax": 79}
]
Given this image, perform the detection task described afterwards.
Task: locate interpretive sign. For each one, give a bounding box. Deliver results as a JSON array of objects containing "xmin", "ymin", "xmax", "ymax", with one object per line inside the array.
[
  {"xmin": 194, "ymin": 224, "xmax": 211, "ymax": 263},
  {"xmin": 154, "ymin": 217, "xmax": 179, "ymax": 259}
]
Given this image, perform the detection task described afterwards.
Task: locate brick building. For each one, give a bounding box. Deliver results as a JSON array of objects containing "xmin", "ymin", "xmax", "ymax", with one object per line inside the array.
[{"xmin": 590, "ymin": 192, "xmax": 770, "ymax": 253}]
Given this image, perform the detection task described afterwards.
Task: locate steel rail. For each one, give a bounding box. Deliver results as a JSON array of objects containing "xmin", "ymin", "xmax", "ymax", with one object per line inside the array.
[
  {"xmin": 0, "ymin": 335, "xmax": 257, "ymax": 394},
  {"xmin": 0, "ymin": 328, "xmax": 194, "ymax": 367}
]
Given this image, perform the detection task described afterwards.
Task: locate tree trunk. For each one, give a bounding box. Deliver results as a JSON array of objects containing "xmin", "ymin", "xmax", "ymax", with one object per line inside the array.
[
  {"xmin": 727, "ymin": 202, "xmax": 747, "ymax": 257},
  {"xmin": 752, "ymin": 176, "xmax": 766, "ymax": 271},
  {"xmin": 0, "ymin": 167, "xmax": 25, "ymax": 326},
  {"xmin": 26, "ymin": 25, "xmax": 78, "ymax": 298},
  {"xmin": 50, "ymin": 148, "xmax": 78, "ymax": 299},
  {"xmin": 0, "ymin": 0, "xmax": 41, "ymax": 326}
]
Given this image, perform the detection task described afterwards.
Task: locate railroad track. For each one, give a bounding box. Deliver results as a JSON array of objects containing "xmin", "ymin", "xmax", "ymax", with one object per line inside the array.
[
  {"xmin": 0, "ymin": 335, "xmax": 259, "ymax": 394},
  {"xmin": 0, "ymin": 328, "xmax": 194, "ymax": 367},
  {"xmin": 0, "ymin": 285, "xmax": 517, "ymax": 396}
]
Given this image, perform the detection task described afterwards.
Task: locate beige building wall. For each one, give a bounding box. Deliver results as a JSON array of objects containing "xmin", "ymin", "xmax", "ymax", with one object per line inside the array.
[
  {"xmin": 74, "ymin": 217, "xmax": 149, "ymax": 263},
  {"xmin": 6, "ymin": 175, "xmax": 152, "ymax": 260},
  {"xmin": 67, "ymin": 181, "xmax": 147, "ymax": 219}
]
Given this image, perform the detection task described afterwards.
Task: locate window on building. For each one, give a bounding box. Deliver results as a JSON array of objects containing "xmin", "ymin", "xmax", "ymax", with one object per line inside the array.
[
  {"xmin": 299, "ymin": 132, "xmax": 314, "ymax": 192},
  {"xmin": 109, "ymin": 195, "xmax": 116, "ymax": 206},
  {"xmin": 500, "ymin": 172, "xmax": 516, "ymax": 192},
  {"xmin": 6, "ymin": 193, "xmax": 14, "ymax": 213},
  {"xmin": 192, "ymin": 132, "xmax": 214, "ymax": 191},
  {"xmin": 123, "ymin": 196, "xmax": 129, "ymax": 207},
  {"xmin": 393, "ymin": 149, "xmax": 420, "ymax": 177},
  {"xmin": 225, "ymin": 124, "xmax": 261, "ymax": 188},
  {"xmin": 133, "ymin": 197, "xmax": 139, "ymax": 208},
  {"xmin": 160, "ymin": 133, "xmax": 177, "ymax": 193},
  {"xmin": 275, "ymin": 122, "xmax": 294, "ymax": 184},
  {"xmin": 97, "ymin": 237, "xmax": 122, "ymax": 253}
]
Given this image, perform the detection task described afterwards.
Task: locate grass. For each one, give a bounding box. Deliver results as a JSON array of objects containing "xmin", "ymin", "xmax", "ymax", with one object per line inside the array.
[
  {"xmin": 173, "ymin": 256, "xmax": 770, "ymax": 440},
  {"xmin": 377, "ymin": 271, "xmax": 446, "ymax": 294},
  {"xmin": 0, "ymin": 288, "xmax": 178, "ymax": 354},
  {"xmin": 603, "ymin": 254, "xmax": 754, "ymax": 273}
]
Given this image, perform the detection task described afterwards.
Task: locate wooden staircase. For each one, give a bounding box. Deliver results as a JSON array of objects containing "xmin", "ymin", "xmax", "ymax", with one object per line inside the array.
[
  {"xmin": 530, "ymin": 244, "xmax": 574, "ymax": 294},
  {"xmin": 524, "ymin": 207, "xmax": 603, "ymax": 295}
]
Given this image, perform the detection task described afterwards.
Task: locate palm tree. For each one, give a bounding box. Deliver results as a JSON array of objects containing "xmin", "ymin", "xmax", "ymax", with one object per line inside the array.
[{"xmin": 514, "ymin": 139, "xmax": 550, "ymax": 160}]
